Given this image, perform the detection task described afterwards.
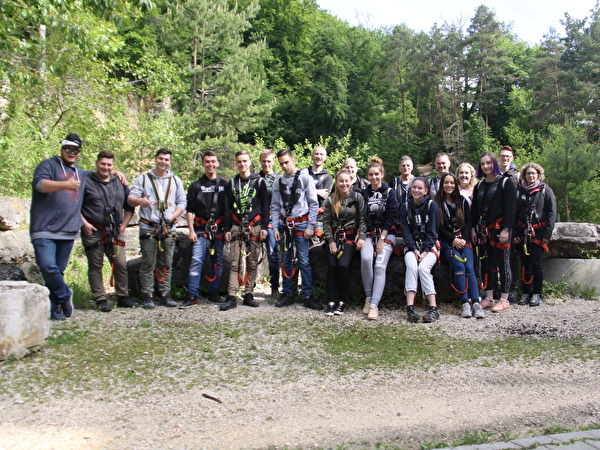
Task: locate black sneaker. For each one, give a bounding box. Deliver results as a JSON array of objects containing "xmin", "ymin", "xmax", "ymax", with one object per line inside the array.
[
  {"xmin": 407, "ymin": 305, "xmax": 420, "ymax": 323},
  {"xmin": 242, "ymin": 293, "xmax": 259, "ymax": 307},
  {"xmin": 117, "ymin": 297, "xmax": 139, "ymax": 308},
  {"xmin": 160, "ymin": 293, "xmax": 178, "ymax": 307},
  {"xmin": 508, "ymin": 290, "xmax": 518, "ymax": 303},
  {"xmin": 275, "ymin": 293, "xmax": 294, "ymax": 307},
  {"xmin": 208, "ymin": 292, "xmax": 223, "ymax": 303},
  {"xmin": 61, "ymin": 288, "xmax": 74, "ymax": 318},
  {"xmin": 96, "ymin": 300, "xmax": 112, "ymax": 312},
  {"xmin": 179, "ymin": 293, "xmax": 198, "ymax": 309},
  {"xmin": 423, "ymin": 306, "xmax": 440, "ymax": 323},
  {"xmin": 518, "ymin": 294, "xmax": 531, "ymax": 306},
  {"xmin": 50, "ymin": 303, "xmax": 66, "ymax": 321},
  {"xmin": 142, "ymin": 294, "xmax": 155, "ymax": 309},
  {"xmin": 219, "ymin": 295, "xmax": 238, "ymax": 311},
  {"xmin": 325, "ymin": 302, "xmax": 335, "ymax": 316},
  {"xmin": 303, "ymin": 295, "xmax": 323, "ymax": 311},
  {"xmin": 334, "ymin": 301, "xmax": 345, "ymax": 315}
]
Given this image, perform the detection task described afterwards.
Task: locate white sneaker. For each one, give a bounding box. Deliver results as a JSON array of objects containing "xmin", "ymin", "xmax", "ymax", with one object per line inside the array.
[
  {"xmin": 363, "ymin": 298, "xmax": 371, "ymax": 315},
  {"xmin": 472, "ymin": 302, "xmax": 485, "ymax": 319},
  {"xmin": 461, "ymin": 302, "xmax": 472, "ymax": 318},
  {"xmin": 367, "ymin": 304, "xmax": 379, "ymax": 320}
]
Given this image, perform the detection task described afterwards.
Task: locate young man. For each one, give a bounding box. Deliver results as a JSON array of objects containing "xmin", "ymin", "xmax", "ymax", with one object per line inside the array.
[
  {"xmin": 306, "ymin": 145, "xmax": 332, "ymax": 245},
  {"xmin": 221, "ymin": 150, "xmax": 269, "ymax": 311},
  {"xmin": 180, "ymin": 151, "xmax": 227, "ymax": 308},
  {"xmin": 391, "ymin": 155, "xmax": 415, "ymax": 205},
  {"xmin": 128, "ymin": 148, "xmax": 186, "ymax": 309},
  {"xmin": 30, "ymin": 133, "xmax": 86, "ymax": 320},
  {"xmin": 259, "ymin": 149, "xmax": 281, "ymax": 297},
  {"xmin": 428, "ymin": 152, "xmax": 451, "ymax": 197},
  {"xmin": 81, "ymin": 151, "xmax": 136, "ymax": 312},
  {"xmin": 271, "ymin": 149, "xmax": 321, "ymax": 310}
]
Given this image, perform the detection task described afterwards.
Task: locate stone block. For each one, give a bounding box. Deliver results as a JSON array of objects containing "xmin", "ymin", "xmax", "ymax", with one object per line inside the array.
[
  {"xmin": 0, "ymin": 281, "xmax": 50, "ymax": 360},
  {"xmin": 0, "ymin": 197, "xmax": 30, "ymax": 230},
  {"xmin": 543, "ymin": 259, "xmax": 600, "ymax": 294}
]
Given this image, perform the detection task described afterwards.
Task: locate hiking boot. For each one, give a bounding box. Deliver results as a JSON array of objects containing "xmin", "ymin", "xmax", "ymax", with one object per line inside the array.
[
  {"xmin": 480, "ymin": 298, "xmax": 495, "ymax": 309},
  {"xmin": 61, "ymin": 288, "xmax": 74, "ymax": 318},
  {"xmin": 334, "ymin": 301, "xmax": 345, "ymax": 315},
  {"xmin": 160, "ymin": 293, "xmax": 178, "ymax": 308},
  {"xmin": 472, "ymin": 302, "xmax": 485, "ymax": 319},
  {"xmin": 508, "ymin": 290, "xmax": 518, "ymax": 303},
  {"xmin": 50, "ymin": 303, "xmax": 66, "ymax": 321},
  {"xmin": 529, "ymin": 293, "xmax": 542, "ymax": 307},
  {"xmin": 461, "ymin": 302, "xmax": 472, "ymax": 318},
  {"xmin": 303, "ymin": 295, "xmax": 323, "ymax": 311},
  {"xmin": 491, "ymin": 299, "xmax": 510, "ymax": 313},
  {"xmin": 208, "ymin": 292, "xmax": 223, "ymax": 303},
  {"xmin": 275, "ymin": 293, "xmax": 294, "ymax": 307},
  {"xmin": 219, "ymin": 295, "xmax": 238, "ymax": 311},
  {"xmin": 117, "ymin": 297, "xmax": 139, "ymax": 308},
  {"xmin": 179, "ymin": 293, "xmax": 198, "ymax": 309},
  {"xmin": 242, "ymin": 293, "xmax": 259, "ymax": 307},
  {"xmin": 367, "ymin": 304, "xmax": 379, "ymax": 320},
  {"xmin": 96, "ymin": 299, "xmax": 112, "ymax": 312},
  {"xmin": 423, "ymin": 306, "xmax": 440, "ymax": 323},
  {"xmin": 325, "ymin": 302, "xmax": 336, "ymax": 316},
  {"xmin": 363, "ymin": 298, "xmax": 371, "ymax": 315},
  {"xmin": 407, "ymin": 305, "xmax": 420, "ymax": 323},
  {"xmin": 518, "ymin": 294, "xmax": 531, "ymax": 306},
  {"xmin": 142, "ymin": 294, "xmax": 155, "ymax": 309}
]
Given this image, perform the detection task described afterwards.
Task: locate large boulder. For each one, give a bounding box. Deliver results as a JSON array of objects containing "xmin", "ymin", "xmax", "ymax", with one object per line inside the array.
[
  {"xmin": 0, "ymin": 281, "xmax": 50, "ymax": 360},
  {"xmin": 0, "ymin": 229, "xmax": 35, "ymax": 264},
  {"xmin": 548, "ymin": 222, "xmax": 600, "ymax": 258},
  {"xmin": 0, "ymin": 197, "xmax": 29, "ymax": 230}
]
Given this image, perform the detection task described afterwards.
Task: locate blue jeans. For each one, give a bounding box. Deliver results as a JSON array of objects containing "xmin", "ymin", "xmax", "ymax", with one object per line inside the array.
[
  {"xmin": 442, "ymin": 240, "xmax": 479, "ymax": 302},
  {"xmin": 280, "ymin": 223, "xmax": 313, "ymax": 297},
  {"xmin": 266, "ymin": 227, "xmax": 279, "ymax": 290},
  {"xmin": 187, "ymin": 233, "xmax": 224, "ymax": 297},
  {"xmin": 32, "ymin": 238, "xmax": 74, "ymax": 304}
]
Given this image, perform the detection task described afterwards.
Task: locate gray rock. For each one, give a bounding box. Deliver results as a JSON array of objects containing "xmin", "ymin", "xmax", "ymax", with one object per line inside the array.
[
  {"xmin": 0, "ymin": 264, "xmax": 27, "ymax": 281},
  {"xmin": 0, "ymin": 281, "xmax": 50, "ymax": 360},
  {"xmin": 0, "ymin": 197, "xmax": 30, "ymax": 230},
  {"xmin": 0, "ymin": 228, "xmax": 35, "ymax": 264},
  {"xmin": 549, "ymin": 222, "xmax": 600, "ymax": 258}
]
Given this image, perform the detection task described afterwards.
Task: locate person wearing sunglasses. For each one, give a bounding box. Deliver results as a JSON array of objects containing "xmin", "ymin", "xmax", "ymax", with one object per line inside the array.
[{"xmin": 30, "ymin": 133, "xmax": 87, "ymax": 320}]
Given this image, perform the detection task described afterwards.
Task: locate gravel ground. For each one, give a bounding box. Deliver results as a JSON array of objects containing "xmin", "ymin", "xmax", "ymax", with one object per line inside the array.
[{"xmin": 1, "ymin": 290, "xmax": 600, "ymax": 449}]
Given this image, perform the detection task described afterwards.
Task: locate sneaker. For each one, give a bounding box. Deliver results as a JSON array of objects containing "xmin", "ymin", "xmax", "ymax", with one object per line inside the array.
[
  {"xmin": 96, "ymin": 300, "xmax": 112, "ymax": 312},
  {"xmin": 219, "ymin": 295, "xmax": 238, "ymax": 311},
  {"xmin": 325, "ymin": 302, "xmax": 336, "ymax": 316},
  {"xmin": 62, "ymin": 288, "xmax": 74, "ymax": 318},
  {"xmin": 363, "ymin": 298, "xmax": 371, "ymax": 315},
  {"xmin": 407, "ymin": 305, "xmax": 420, "ymax": 323},
  {"xmin": 529, "ymin": 293, "xmax": 542, "ymax": 307},
  {"xmin": 179, "ymin": 293, "xmax": 198, "ymax": 309},
  {"xmin": 242, "ymin": 293, "xmax": 259, "ymax": 307},
  {"xmin": 142, "ymin": 294, "xmax": 155, "ymax": 309},
  {"xmin": 117, "ymin": 297, "xmax": 139, "ymax": 308},
  {"xmin": 423, "ymin": 306, "xmax": 440, "ymax": 323},
  {"xmin": 519, "ymin": 294, "xmax": 531, "ymax": 306},
  {"xmin": 461, "ymin": 302, "xmax": 472, "ymax": 318},
  {"xmin": 50, "ymin": 303, "xmax": 66, "ymax": 321},
  {"xmin": 367, "ymin": 304, "xmax": 379, "ymax": 320},
  {"xmin": 491, "ymin": 299, "xmax": 510, "ymax": 313},
  {"xmin": 480, "ymin": 298, "xmax": 495, "ymax": 309},
  {"xmin": 472, "ymin": 302, "xmax": 485, "ymax": 319},
  {"xmin": 160, "ymin": 293, "xmax": 178, "ymax": 308},
  {"xmin": 508, "ymin": 291, "xmax": 518, "ymax": 303},
  {"xmin": 334, "ymin": 301, "xmax": 345, "ymax": 315},
  {"xmin": 303, "ymin": 295, "xmax": 323, "ymax": 311},
  {"xmin": 207, "ymin": 292, "xmax": 223, "ymax": 303},
  {"xmin": 275, "ymin": 293, "xmax": 294, "ymax": 307}
]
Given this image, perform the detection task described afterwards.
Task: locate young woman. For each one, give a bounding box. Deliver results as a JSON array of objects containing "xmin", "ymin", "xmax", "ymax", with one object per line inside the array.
[
  {"xmin": 360, "ymin": 158, "xmax": 399, "ymax": 320},
  {"xmin": 456, "ymin": 162, "xmax": 477, "ymax": 205},
  {"xmin": 322, "ymin": 169, "xmax": 366, "ymax": 316},
  {"xmin": 471, "ymin": 152, "xmax": 517, "ymax": 313},
  {"xmin": 399, "ymin": 177, "xmax": 440, "ymax": 323},
  {"xmin": 344, "ymin": 158, "xmax": 369, "ymax": 193},
  {"xmin": 434, "ymin": 172, "xmax": 484, "ymax": 319},
  {"xmin": 513, "ymin": 163, "xmax": 556, "ymax": 307}
]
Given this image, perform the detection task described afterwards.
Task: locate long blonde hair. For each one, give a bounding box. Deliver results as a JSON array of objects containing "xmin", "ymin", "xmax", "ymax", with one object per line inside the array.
[{"xmin": 331, "ymin": 169, "xmax": 352, "ymax": 218}]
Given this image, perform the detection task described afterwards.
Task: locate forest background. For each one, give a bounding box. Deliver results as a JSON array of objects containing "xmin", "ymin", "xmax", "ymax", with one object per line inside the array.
[{"xmin": 1, "ymin": 0, "xmax": 599, "ymax": 222}]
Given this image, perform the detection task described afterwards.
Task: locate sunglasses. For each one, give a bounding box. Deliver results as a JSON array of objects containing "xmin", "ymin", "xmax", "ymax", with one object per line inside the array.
[{"xmin": 64, "ymin": 148, "xmax": 81, "ymax": 155}]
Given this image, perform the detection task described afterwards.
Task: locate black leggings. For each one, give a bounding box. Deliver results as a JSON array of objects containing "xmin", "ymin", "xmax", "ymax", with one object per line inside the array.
[
  {"xmin": 326, "ymin": 243, "xmax": 356, "ymax": 303},
  {"xmin": 520, "ymin": 234, "xmax": 545, "ymax": 295},
  {"xmin": 481, "ymin": 230, "xmax": 512, "ymax": 294}
]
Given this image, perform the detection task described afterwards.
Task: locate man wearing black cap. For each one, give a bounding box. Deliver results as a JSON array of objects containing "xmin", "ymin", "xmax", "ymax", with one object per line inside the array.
[{"xmin": 30, "ymin": 133, "xmax": 86, "ymax": 320}]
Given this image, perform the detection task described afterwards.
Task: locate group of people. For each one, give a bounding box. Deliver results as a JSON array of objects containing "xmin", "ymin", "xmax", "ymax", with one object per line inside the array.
[{"xmin": 30, "ymin": 135, "xmax": 556, "ymax": 323}]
